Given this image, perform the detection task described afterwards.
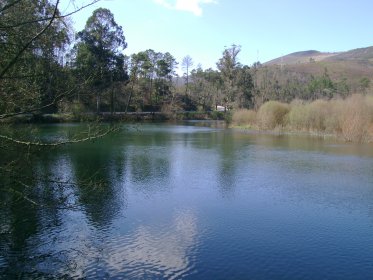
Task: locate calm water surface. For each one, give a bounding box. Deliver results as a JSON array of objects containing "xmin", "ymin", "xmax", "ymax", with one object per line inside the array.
[{"xmin": 1, "ymin": 122, "xmax": 373, "ymax": 279}]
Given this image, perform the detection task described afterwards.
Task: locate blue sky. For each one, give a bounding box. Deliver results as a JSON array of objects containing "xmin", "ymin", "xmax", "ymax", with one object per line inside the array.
[{"xmin": 61, "ymin": 0, "xmax": 373, "ymax": 74}]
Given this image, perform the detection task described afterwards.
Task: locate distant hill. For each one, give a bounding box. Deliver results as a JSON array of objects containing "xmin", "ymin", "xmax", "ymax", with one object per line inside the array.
[
  {"xmin": 265, "ymin": 50, "xmax": 339, "ymax": 65},
  {"xmin": 261, "ymin": 46, "xmax": 373, "ymax": 92},
  {"xmin": 265, "ymin": 46, "xmax": 373, "ymax": 66},
  {"xmin": 176, "ymin": 46, "xmax": 373, "ymax": 98},
  {"xmin": 325, "ymin": 46, "xmax": 373, "ymax": 63}
]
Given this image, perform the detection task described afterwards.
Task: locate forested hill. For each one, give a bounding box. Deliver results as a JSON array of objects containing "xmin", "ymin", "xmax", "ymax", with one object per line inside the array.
[{"xmin": 249, "ymin": 46, "xmax": 373, "ymax": 104}]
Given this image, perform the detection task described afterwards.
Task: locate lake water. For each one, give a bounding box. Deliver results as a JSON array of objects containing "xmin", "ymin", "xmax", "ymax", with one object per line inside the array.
[{"xmin": 1, "ymin": 122, "xmax": 373, "ymax": 279}]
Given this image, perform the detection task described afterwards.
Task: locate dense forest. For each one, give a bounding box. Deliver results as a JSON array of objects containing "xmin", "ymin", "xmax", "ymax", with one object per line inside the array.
[
  {"xmin": 0, "ymin": 0, "xmax": 251, "ymax": 117},
  {"xmin": 2, "ymin": 0, "xmax": 371, "ymax": 120}
]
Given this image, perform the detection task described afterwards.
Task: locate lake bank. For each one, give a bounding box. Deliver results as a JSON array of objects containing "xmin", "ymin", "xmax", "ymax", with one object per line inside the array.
[
  {"xmin": 231, "ymin": 123, "xmax": 373, "ymax": 143},
  {"xmin": 1, "ymin": 111, "xmax": 227, "ymax": 124}
]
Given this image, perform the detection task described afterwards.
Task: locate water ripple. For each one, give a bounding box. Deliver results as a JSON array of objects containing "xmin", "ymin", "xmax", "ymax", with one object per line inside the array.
[{"xmin": 70, "ymin": 209, "xmax": 200, "ymax": 279}]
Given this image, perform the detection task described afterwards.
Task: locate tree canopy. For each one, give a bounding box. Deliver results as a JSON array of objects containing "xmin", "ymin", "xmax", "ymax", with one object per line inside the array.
[{"xmin": 0, "ymin": 1, "xmax": 368, "ymax": 118}]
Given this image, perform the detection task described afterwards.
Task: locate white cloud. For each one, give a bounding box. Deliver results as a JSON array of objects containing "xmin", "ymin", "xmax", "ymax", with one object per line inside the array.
[
  {"xmin": 154, "ymin": 0, "xmax": 217, "ymax": 16},
  {"xmin": 154, "ymin": 0, "xmax": 173, "ymax": 9}
]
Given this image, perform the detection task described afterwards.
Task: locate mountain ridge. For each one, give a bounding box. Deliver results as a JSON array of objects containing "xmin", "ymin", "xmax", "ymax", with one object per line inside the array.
[{"xmin": 264, "ymin": 46, "xmax": 373, "ymax": 66}]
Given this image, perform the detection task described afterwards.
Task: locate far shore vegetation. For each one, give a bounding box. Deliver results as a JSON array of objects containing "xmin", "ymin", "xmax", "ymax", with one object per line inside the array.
[
  {"xmin": 231, "ymin": 94, "xmax": 373, "ymax": 143},
  {"xmin": 2, "ymin": 0, "xmax": 373, "ymax": 145}
]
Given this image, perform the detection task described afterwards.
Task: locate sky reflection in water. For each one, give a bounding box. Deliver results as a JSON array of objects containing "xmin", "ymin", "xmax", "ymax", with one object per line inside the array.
[{"xmin": 1, "ymin": 122, "xmax": 373, "ymax": 279}]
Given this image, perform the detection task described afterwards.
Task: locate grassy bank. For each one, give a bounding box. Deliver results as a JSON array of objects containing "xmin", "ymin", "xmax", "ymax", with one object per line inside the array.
[{"xmin": 232, "ymin": 94, "xmax": 373, "ymax": 143}]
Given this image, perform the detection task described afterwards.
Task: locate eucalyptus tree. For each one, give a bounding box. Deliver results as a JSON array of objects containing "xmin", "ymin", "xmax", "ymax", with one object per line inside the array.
[
  {"xmin": 182, "ymin": 55, "xmax": 194, "ymax": 97},
  {"xmin": 154, "ymin": 52, "xmax": 178, "ymax": 106},
  {"xmin": 236, "ymin": 65, "xmax": 254, "ymax": 108},
  {"xmin": 124, "ymin": 52, "xmax": 142, "ymax": 112},
  {"xmin": 74, "ymin": 7, "xmax": 128, "ymax": 113},
  {"xmin": 144, "ymin": 49, "xmax": 161, "ymax": 106},
  {"xmin": 132, "ymin": 49, "xmax": 157, "ymax": 108},
  {"xmin": 216, "ymin": 45, "xmax": 254, "ymax": 109},
  {"xmin": 188, "ymin": 66, "xmax": 219, "ymax": 111},
  {"xmin": 126, "ymin": 50, "xmax": 178, "ymax": 110},
  {"xmin": 216, "ymin": 44, "xmax": 242, "ymax": 109}
]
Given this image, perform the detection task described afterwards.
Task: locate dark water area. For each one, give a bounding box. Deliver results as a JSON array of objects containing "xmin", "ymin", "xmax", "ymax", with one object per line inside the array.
[{"xmin": 1, "ymin": 122, "xmax": 373, "ymax": 279}]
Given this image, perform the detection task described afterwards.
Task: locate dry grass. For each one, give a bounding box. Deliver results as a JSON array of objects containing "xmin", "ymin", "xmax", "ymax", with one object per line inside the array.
[
  {"xmin": 287, "ymin": 95, "xmax": 373, "ymax": 141},
  {"xmin": 287, "ymin": 99, "xmax": 308, "ymax": 130},
  {"xmin": 234, "ymin": 94, "xmax": 373, "ymax": 142},
  {"xmin": 232, "ymin": 109, "xmax": 257, "ymax": 127},
  {"xmin": 257, "ymin": 101, "xmax": 290, "ymax": 130},
  {"xmin": 338, "ymin": 95, "xmax": 371, "ymax": 142},
  {"xmin": 288, "ymin": 99, "xmax": 329, "ymax": 131}
]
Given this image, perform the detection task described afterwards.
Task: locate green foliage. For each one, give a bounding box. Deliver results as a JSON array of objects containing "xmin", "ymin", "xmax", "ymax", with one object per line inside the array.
[
  {"xmin": 359, "ymin": 77, "xmax": 370, "ymax": 93},
  {"xmin": 307, "ymin": 69, "xmax": 335, "ymax": 99},
  {"xmin": 210, "ymin": 111, "xmax": 225, "ymax": 120},
  {"xmin": 71, "ymin": 101, "xmax": 86, "ymax": 119},
  {"xmin": 125, "ymin": 50, "xmax": 178, "ymax": 111},
  {"xmin": 0, "ymin": 0, "xmax": 70, "ymax": 115},
  {"xmin": 189, "ymin": 67, "xmax": 215, "ymax": 111},
  {"xmin": 223, "ymin": 111, "xmax": 233, "ymax": 124},
  {"xmin": 74, "ymin": 8, "xmax": 128, "ymax": 113},
  {"xmin": 215, "ymin": 45, "xmax": 254, "ymax": 109},
  {"xmin": 180, "ymin": 45, "xmax": 254, "ymax": 112}
]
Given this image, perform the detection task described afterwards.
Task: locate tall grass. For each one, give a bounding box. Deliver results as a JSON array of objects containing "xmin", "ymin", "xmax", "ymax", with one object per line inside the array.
[
  {"xmin": 338, "ymin": 95, "xmax": 371, "ymax": 142},
  {"xmin": 232, "ymin": 94, "xmax": 373, "ymax": 142},
  {"xmin": 257, "ymin": 101, "xmax": 290, "ymax": 130},
  {"xmin": 232, "ymin": 109, "xmax": 257, "ymax": 127}
]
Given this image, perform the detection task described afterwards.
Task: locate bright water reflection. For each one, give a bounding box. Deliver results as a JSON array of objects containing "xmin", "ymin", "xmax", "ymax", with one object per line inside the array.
[{"xmin": 1, "ymin": 122, "xmax": 373, "ymax": 279}]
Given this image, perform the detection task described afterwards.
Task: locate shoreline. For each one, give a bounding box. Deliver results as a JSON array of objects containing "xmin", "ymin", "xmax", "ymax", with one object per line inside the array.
[
  {"xmin": 231, "ymin": 124, "xmax": 373, "ymax": 143},
  {"xmin": 1, "ymin": 111, "xmax": 227, "ymax": 124}
]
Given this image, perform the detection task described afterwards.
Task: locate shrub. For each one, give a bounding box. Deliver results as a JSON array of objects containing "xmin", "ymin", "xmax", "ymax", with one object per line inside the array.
[
  {"xmin": 233, "ymin": 94, "xmax": 373, "ymax": 142},
  {"xmin": 232, "ymin": 109, "xmax": 257, "ymax": 127},
  {"xmin": 71, "ymin": 101, "xmax": 86, "ymax": 116},
  {"xmin": 323, "ymin": 99, "xmax": 344, "ymax": 133},
  {"xmin": 257, "ymin": 101, "xmax": 289, "ymax": 129},
  {"xmin": 366, "ymin": 94, "xmax": 373, "ymax": 122},
  {"xmin": 306, "ymin": 99, "xmax": 329, "ymax": 131},
  {"xmin": 338, "ymin": 94, "xmax": 371, "ymax": 142},
  {"xmin": 210, "ymin": 111, "xmax": 225, "ymax": 120},
  {"xmin": 287, "ymin": 99, "xmax": 308, "ymax": 130}
]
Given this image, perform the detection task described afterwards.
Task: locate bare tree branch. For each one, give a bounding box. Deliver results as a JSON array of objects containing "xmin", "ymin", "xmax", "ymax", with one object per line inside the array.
[
  {"xmin": 0, "ymin": 0, "xmax": 23, "ymax": 14},
  {"xmin": 5, "ymin": 187, "xmax": 37, "ymax": 205},
  {"xmin": 0, "ymin": 75, "xmax": 94, "ymax": 120},
  {"xmin": 0, "ymin": 0, "xmax": 100, "ymax": 29},
  {"xmin": 0, "ymin": 0, "xmax": 60, "ymax": 79},
  {"xmin": 0, "ymin": 126, "xmax": 119, "ymax": 146}
]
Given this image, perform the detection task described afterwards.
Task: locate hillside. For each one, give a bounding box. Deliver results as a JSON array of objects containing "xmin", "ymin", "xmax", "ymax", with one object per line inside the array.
[
  {"xmin": 265, "ymin": 46, "xmax": 373, "ymax": 66},
  {"xmin": 325, "ymin": 46, "xmax": 373, "ymax": 63},
  {"xmin": 265, "ymin": 50, "xmax": 339, "ymax": 65},
  {"xmin": 261, "ymin": 46, "xmax": 373, "ymax": 93}
]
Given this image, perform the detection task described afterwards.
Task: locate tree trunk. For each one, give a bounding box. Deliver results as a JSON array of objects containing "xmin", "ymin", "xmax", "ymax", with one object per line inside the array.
[
  {"xmin": 125, "ymin": 82, "xmax": 135, "ymax": 114},
  {"xmin": 96, "ymin": 92, "xmax": 100, "ymax": 114}
]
